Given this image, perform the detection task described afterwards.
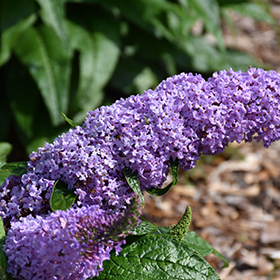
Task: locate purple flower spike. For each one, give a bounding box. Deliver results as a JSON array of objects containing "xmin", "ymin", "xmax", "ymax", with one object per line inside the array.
[
  {"xmin": 1, "ymin": 67, "xmax": 280, "ymax": 278},
  {"xmin": 4, "ymin": 195, "xmax": 141, "ymax": 280}
]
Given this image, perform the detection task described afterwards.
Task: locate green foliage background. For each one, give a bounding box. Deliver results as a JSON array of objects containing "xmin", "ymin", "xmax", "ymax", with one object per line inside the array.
[{"xmin": 0, "ymin": 0, "xmax": 277, "ymax": 161}]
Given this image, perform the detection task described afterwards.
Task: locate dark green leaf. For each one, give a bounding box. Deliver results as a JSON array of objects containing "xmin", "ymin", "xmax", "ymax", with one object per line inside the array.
[
  {"xmin": 123, "ymin": 167, "xmax": 144, "ymax": 206},
  {"xmin": 0, "ymin": 0, "xmax": 36, "ymax": 32},
  {"xmin": 50, "ymin": 180, "xmax": 77, "ymax": 211},
  {"xmin": 61, "ymin": 112, "xmax": 80, "ymax": 127},
  {"xmin": 0, "ymin": 161, "xmax": 27, "ymax": 184},
  {"xmin": 0, "ymin": 171, "xmax": 10, "ymax": 185},
  {"xmin": 0, "ymin": 0, "xmax": 36, "ymax": 66},
  {"xmin": 1, "ymin": 162, "xmax": 27, "ymax": 177},
  {"xmin": 65, "ymin": 17, "xmax": 120, "ymax": 122},
  {"xmin": 95, "ymin": 234, "xmax": 220, "ymax": 280},
  {"xmin": 146, "ymin": 157, "xmax": 179, "ymax": 196},
  {"xmin": 0, "ymin": 217, "xmax": 6, "ymax": 273},
  {"xmin": 184, "ymin": 231, "xmax": 229, "ymax": 268},
  {"xmin": 170, "ymin": 157, "xmax": 179, "ymax": 184},
  {"xmin": 0, "ymin": 14, "xmax": 36, "ymax": 66},
  {"xmin": 13, "ymin": 25, "xmax": 73, "ymax": 125},
  {"xmin": 6, "ymin": 57, "xmax": 40, "ymax": 139},
  {"xmin": 0, "ymin": 268, "xmax": 7, "ymax": 280},
  {"xmin": 0, "ymin": 143, "xmax": 12, "ymax": 168}
]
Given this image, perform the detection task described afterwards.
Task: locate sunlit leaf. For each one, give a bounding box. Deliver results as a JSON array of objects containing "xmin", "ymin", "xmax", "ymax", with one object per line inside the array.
[
  {"xmin": 37, "ymin": 0, "xmax": 68, "ymax": 44},
  {"xmin": 0, "ymin": 143, "xmax": 12, "ymax": 168},
  {"xmin": 65, "ymin": 18, "xmax": 120, "ymax": 122},
  {"xmin": 50, "ymin": 180, "xmax": 77, "ymax": 211},
  {"xmin": 95, "ymin": 234, "xmax": 221, "ymax": 280},
  {"xmin": 13, "ymin": 25, "xmax": 73, "ymax": 125}
]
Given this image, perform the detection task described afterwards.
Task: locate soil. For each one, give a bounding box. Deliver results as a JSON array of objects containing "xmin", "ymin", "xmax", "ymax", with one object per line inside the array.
[{"xmin": 142, "ymin": 3, "xmax": 280, "ymax": 280}]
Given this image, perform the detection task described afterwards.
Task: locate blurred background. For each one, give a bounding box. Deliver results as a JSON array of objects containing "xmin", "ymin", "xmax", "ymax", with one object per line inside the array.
[{"xmin": 1, "ymin": 0, "xmax": 280, "ymax": 279}]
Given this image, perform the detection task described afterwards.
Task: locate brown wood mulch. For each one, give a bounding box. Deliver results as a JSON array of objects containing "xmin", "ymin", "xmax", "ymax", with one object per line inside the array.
[{"xmin": 142, "ymin": 3, "xmax": 280, "ymax": 279}]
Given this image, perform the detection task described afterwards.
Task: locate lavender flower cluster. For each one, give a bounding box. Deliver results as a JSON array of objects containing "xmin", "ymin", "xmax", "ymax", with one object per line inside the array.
[
  {"xmin": 4, "ymin": 196, "xmax": 141, "ymax": 279},
  {"xmin": 1, "ymin": 67, "xmax": 280, "ymax": 279}
]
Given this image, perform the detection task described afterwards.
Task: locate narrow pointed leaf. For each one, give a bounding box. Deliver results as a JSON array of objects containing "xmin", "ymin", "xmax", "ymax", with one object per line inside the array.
[
  {"xmin": 61, "ymin": 113, "xmax": 80, "ymax": 127},
  {"xmin": 50, "ymin": 180, "xmax": 77, "ymax": 211},
  {"xmin": 95, "ymin": 234, "xmax": 220, "ymax": 280},
  {"xmin": 123, "ymin": 167, "xmax": 144, "ymax": 206},
  {"xmin": 184, "ymin": 231, "xmax": 229, "ymax": 268},
  {"xmin": 146, "ymin": 157, "xmax": 179, "ymax": 196}
]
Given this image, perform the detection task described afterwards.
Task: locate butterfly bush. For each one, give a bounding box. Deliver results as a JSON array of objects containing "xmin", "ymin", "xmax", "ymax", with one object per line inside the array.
[
  {"xmin": 3, "ymin": 196, "xmax": 141, "ymax": 279},
  {"xmin": 1, "ymin": 67, "xmax": 280, "ymax": 279}
]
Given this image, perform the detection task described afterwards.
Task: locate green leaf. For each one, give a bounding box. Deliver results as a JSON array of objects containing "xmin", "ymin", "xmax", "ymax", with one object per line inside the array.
[
  {"xmin": 65, "ymin": 17, "xmax": 120, "ymax": 122},
  {"xmin": 131, "ymin": 218, "xmax": 158, "ymax": 235},
  {"xmin": 50, "ymin": 180, "xmax": 77, "ymax": 211},
  {"xmin": 0, "ymin": 14, "xmax": 36, "ymax": 66},
  {"xmin": 184, "ymin": 231, "xmax": 229, "ymax": 268},
  {"xmin": 146, "ymin": 157, "xmax": 179, "ymax": 196},
  {"xmin": 1, "ymin": 162, "xmax": 27, "ymax": 177},
  {"xmin": 125, "ymin": 218, "xmax": 159, "ymax": 246},
  {"xmin": 156, "ymin": 226, "xmax": 169, "ymax": 234},
  {"xmin": 122, "ymin": 167, "xmax": 144, "ymax": 207},
  {"xmin": 0, "ymin": 267, "xmax": 7, "ymax": 280},
  {"xmin": 61, "ymin": 112, "xmax": 80, "ymax": 127},
  {"xmin": 0, "ymin": 217, "xmax": 6, "ymax": 273},
  {"xmin": 0, "ymin": 143, "xmax": 12, "ymax": 168},
  {"xmin": 0, "ymin": 171, "xmax": 10, "ymax": 185},
  {"xmin": 13, "ymin": 25, "xmax": 73, "ymax": 125},
  {"xmin": 187, "ymin": 0, "xmax": 225, "ymax": 51},
  {"xmin": 223, "ymin": 49, "xmax": 261, "ymax": 72},
  {"xmin": 0, "ymin": 161, "xmax": 27, "ymax": 185},
  {"xmin": 6, "ymin": 57, "xmax": 40, "ymax": 139},
  {"xmin": 0, "ymin": 0, "xmax": 36, "ymax": 65},
  {"xmin": 37, "ymin": 0, "xmax": 68, "ymax": 44},
  {"xmin": 95, "ymin": 234, "xmax": 220, "ymax": 280}
]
